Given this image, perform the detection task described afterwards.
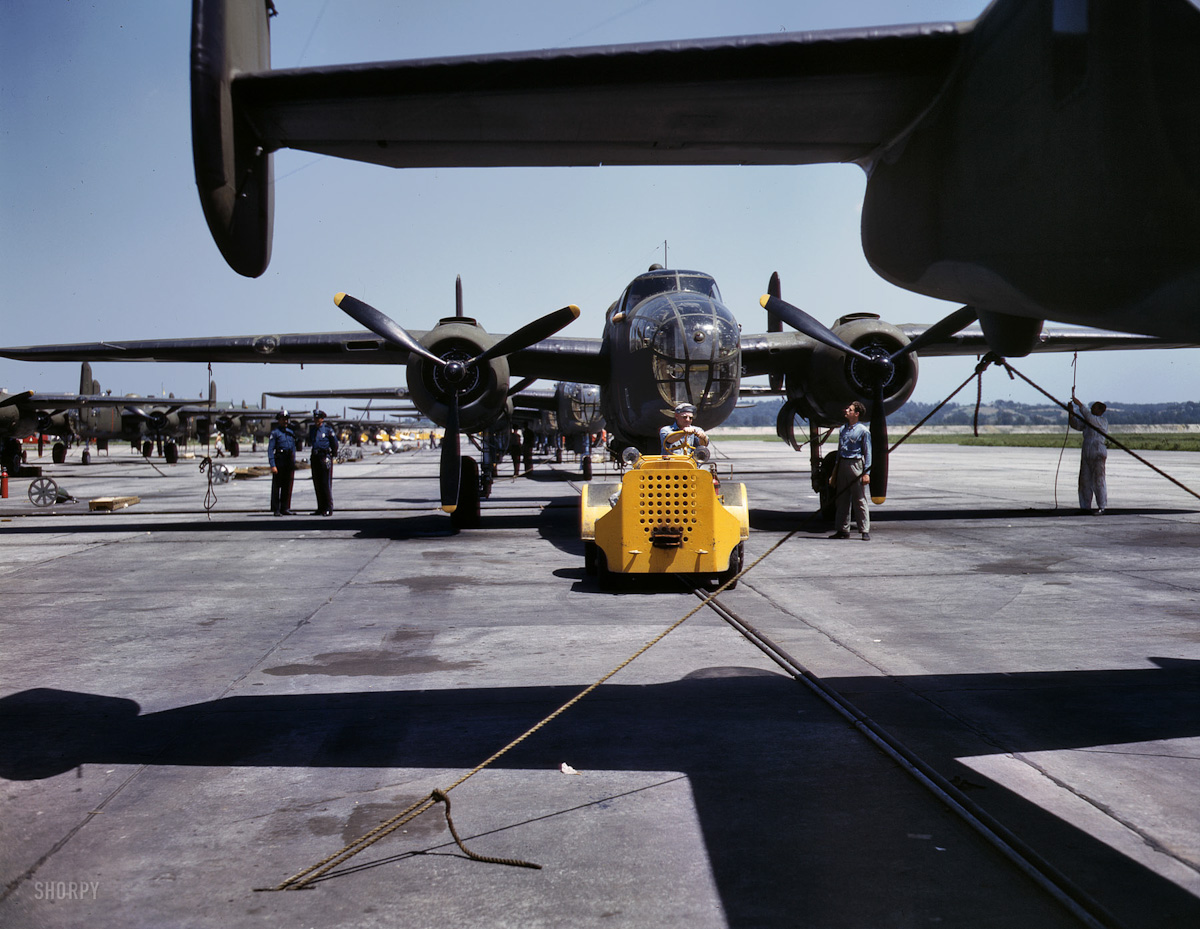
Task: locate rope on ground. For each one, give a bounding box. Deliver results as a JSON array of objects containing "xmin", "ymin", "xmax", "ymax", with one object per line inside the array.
[
  {"xmin": 1000, "ymin": 358, "xmax": 1200, "ymax": 504},
  {"xmin": 266, "ymin": 528, "xmax": 799, "ymax": 891}
]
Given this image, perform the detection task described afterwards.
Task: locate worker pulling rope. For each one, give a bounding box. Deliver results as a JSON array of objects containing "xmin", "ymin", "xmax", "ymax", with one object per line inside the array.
[
  {"xmin": 997, "ymin": 357, "xmax": 1200, "ymax": 504},
  {"xmin": 889, "ymin": 352, "xmax": 1200, "ymax": 503}
]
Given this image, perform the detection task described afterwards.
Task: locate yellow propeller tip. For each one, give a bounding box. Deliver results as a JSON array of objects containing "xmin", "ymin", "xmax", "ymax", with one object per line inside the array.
[
  {"xmin": 569, "ymin": 305, "xmax": 581, "ymax": 316},
  {"xmin": 871, "ymin": 496, "xmax": 886, "ymax": 505},
  {"xmin": 334, "ymin": 292, "xmax": 347, "ymax": 305},
  {"xmin": 759, "ymin": 295, "xmax": 771, "ymax": 309},
  {"xmin": 441, "ymin": 504, "xmax": 457, "ymax": 514}
]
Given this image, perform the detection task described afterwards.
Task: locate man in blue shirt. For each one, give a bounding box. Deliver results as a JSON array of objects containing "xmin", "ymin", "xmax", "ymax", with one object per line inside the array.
[
  {"xmin": 266, "ymin": 411, "xmax": 297, "ymax": 516},
  {"xmin": 660, "ymin": 402, "xmax": 709, "ymax": 454},
  {"xmin": 308, "ymin": 410, "xmax": 339, "ymax": 516},
  {"xmin": 829, "ymin": 400, "xmax": 872, "ymax": 540}
]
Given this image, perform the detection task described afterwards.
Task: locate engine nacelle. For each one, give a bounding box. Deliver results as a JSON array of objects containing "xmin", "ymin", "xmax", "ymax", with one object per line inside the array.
[
  {"xmin": 787, "ymin": 314, "xmax": 918, "ymax": 425},
  {"xmin": 406, "ymin": 317, "xmax": 510, "ymax": 433}
]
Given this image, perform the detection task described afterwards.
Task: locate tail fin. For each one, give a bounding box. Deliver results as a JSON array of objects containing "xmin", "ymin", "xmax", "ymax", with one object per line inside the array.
[{"xmin": 80, "ymin": 362, "xmax": 93, "ymax": 396}]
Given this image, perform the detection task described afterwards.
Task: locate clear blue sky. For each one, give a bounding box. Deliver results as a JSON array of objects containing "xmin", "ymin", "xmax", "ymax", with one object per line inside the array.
[{"xmin": 2, "ymin": 0, "xmax": 1196, "ymax": 411}]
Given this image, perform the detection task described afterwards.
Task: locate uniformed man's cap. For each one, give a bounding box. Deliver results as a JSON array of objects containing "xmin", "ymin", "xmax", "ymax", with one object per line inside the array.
[
  {"xmin": 314, "ymin": 410, "xmax": 326, "ymax": 419},
  {"xmin": 674, "ymin": 402, "xmax": 697, "ymax": 415},
  {"xmin": 276, "ymin": 410, "xmax": 289, "ymax": 421}
]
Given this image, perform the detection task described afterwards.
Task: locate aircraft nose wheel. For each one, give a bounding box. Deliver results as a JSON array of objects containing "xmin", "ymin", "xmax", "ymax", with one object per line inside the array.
[{"xmin": 28, "ymin": 476, "xmax": 59, "ymax": 507}]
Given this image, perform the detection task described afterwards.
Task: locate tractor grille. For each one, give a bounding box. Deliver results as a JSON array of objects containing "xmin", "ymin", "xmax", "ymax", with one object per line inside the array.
[{"xmin": 637, "ymin": 471, "xmax": 700, "ymax": 548}]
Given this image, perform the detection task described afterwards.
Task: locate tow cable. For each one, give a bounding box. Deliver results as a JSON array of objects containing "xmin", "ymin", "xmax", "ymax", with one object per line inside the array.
[
  {"xmin": 260, "ymin": 531, "xmax": 793, "ymax": 891},
  {"xmin": 264, "ymin": 355, "xmax": 1198, "ymax": 892}
]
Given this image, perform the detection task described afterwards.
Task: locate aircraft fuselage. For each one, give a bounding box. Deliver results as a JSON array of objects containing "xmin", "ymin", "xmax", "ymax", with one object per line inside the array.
[
  {"xmin": 598, "ymin": 269, "xmax": 741, "ymax": 452},
  {"xmin": 863, "ymin": 0, "xmax": 1200, "ymax": 345}
]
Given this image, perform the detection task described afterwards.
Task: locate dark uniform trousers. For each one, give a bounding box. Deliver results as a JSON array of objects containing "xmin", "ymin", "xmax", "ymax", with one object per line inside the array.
[
  {"xmin": 311, "ymin": 451, "xmax": 334, "ymax": 514},
  {"xmin": 271, "ymin": 451, "xmax": 295, "ymax": 514}
]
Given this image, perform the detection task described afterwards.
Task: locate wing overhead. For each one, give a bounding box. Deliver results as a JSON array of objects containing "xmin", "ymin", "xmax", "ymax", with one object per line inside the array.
[
  {"xmin": 0, "ymin": 332, "xmax": 606, "ymax": 381},
  {"xmin": 0, "ymin": 333, "xmax": 407, "ymax": 366},
  {"xmin": 899, "ymin": 325, "xmax": 1200, "ymax": 357},
  {"xmin": 233, "ymin": 23, "xmax": 967, "ymax": 170}
]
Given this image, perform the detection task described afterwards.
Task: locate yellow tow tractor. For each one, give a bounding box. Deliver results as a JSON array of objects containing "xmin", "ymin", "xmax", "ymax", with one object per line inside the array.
[{"xmin": 580, "ymin": 444, "xmax": 748, "ymax": 588}]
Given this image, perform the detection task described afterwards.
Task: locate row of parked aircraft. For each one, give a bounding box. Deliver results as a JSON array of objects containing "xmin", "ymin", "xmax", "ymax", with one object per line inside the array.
[{"xmin": 0, "ymin": 361, "xmax": 436, "ymax": 478}]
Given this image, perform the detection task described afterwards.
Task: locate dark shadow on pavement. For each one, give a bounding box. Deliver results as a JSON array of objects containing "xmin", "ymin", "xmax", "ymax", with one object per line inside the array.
[{"xmin": 4, "ymin": 662, "xmax": 1198, "ymax": 926}]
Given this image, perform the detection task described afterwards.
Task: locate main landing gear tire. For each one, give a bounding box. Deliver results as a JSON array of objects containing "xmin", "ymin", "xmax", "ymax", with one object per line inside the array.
[
  {"xmin": 164, "ymin": 443, "xmax": 179, "ymax": 465},
  {"xmin": 818, "ymin": 451, "xmax": 838, "ymax": 521},
  {"xmin": 450, "ymin": 455, "xmax": 481, "ymax": 530},
  {"xmin": 582, "ymin": 457, "xmax": 593, "ymax": 481},
  {"xmin": 141, "ymin": 440, "xmax": 154, "ymax": 458},
  {"xmin": 52, "ymin": 442, "xmax": 67, "ymax": 465}
]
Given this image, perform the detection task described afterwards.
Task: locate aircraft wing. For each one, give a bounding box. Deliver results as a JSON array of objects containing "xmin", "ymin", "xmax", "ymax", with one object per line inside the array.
[
  {"xmin": 897, "ymin": 325, "xmax": 1200, "ymax": 357},
  {"xmin": 738, "ymin": 324, "xmax": 1199, "ymax": 378},
  {"xmin": 234, "ymin": 23, "xmax": 966, "ymax": 170},
  {"xmin": 0, "ymin": 391, "xmax": 188, "ymax": 410},
  {"xmin": 0, "ymin": 334, "xmax": 606, "ymax": 384},
  {"xmin": 266, "ymin": 387, "xmax": 412, "ymax": 401}
]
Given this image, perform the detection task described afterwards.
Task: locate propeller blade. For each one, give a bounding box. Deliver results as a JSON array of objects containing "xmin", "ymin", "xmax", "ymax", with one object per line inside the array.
[
  {"xmin": 868, "ymin": 381, "xmax": 888, "ymax": 504},
  {"xmin": 334, "ymin": 293, "xmax": 446, "ymax": 367},
  {"xmin": 760, "ymin": 295, "xmax": 879, "ymax": 367},
  {"xmin": 471, "ymin": 305, "xmax": 580, "ymax": 365},
  {"xmin": 767, "ymin": 273, "xmax": 784, "ymax": 389},
  {"xmin": 766, "ymin": 273, "xmax": 782, "ymax": 333},
  {"xmin": 439, "ymin": 392, "xmax": 461, "ymax": 513},
  {"xmin": 891, "ymin": 305, "xmax": 978, "ymax": 361}
]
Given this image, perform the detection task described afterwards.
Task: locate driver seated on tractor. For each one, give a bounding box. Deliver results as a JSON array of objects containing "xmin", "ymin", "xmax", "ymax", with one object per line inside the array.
[{"xmin": 660, "ymin": 403, "xmax": 709, "ymax": 454}]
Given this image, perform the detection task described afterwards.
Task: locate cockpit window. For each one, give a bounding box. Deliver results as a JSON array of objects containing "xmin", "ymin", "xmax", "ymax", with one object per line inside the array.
[
  {"xmin": 677, "ymin": 274, "xmax": 722, "ymax": 302},
  {"xmin": 620, "ymin": 271, "xmax": 720, "ymax": 314}
]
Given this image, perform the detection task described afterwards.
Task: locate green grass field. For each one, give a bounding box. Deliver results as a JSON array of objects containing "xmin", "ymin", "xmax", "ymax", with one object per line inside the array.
[
  {"xmin": 713, "ymin": 432, "xmax": 1200, "ymax": 452},
  {"xmin": 894, "ymin": 433, "xmax": 1200, "ymax": 452}
]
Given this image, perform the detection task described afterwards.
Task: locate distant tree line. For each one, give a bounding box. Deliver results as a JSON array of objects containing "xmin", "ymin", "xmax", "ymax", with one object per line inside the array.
[{"xmin": 721, "ymin": 398, "xmax": 1200, "ymax": 428}]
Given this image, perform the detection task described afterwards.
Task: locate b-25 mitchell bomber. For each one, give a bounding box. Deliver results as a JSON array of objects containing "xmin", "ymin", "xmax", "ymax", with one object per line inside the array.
[{"xmin": 3, "ymin": 266, "xmax": 1188, "ymax": 524}]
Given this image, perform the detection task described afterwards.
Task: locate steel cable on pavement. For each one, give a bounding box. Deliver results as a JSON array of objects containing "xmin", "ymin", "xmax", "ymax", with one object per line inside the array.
[
  {"xmin": 266, "ymin": 528, "xmax": 798, "ymax": 891},
  {"xmin": 690, "ymin": 591, "xmax": 1123, "ymax": 929}
]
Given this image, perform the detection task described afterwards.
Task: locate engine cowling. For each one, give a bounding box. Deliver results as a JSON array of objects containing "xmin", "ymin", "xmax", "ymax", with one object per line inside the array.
[
  {"xmin": 405, "ymin": 317, "xmax": 511, "ymax": 433},
  {"xmin": 787, "ymin": 314, "xmax": 917, "ymax": 425}
]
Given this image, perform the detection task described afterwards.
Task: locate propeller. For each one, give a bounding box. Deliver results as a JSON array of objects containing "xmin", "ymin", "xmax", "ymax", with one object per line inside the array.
[
  {"xmin": 760, "ymin": 291, "xmax": 976, "ymax": 502},
  {"xmin": 335, "ymin": 289, "xmax": 580, "ymax": 513}
]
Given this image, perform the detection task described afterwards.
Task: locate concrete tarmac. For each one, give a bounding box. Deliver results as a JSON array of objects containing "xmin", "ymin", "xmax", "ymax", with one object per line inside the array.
[{"xmin": 1, "ymin": 439, "xmax": 1198, "ymax": 928}]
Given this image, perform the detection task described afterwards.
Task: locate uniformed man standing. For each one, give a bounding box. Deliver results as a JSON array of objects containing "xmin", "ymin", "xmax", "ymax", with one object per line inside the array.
[
  {"xmin": 267, "ymin": 411, "xmax": 297, "ymax": 516},
  {"xmin": 309, "ymin": 410, "xmax": 339, "ymax": 516},
  {"xmin": 829, "ymin": 400, "xmax": 872, "ymax": 541}
]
